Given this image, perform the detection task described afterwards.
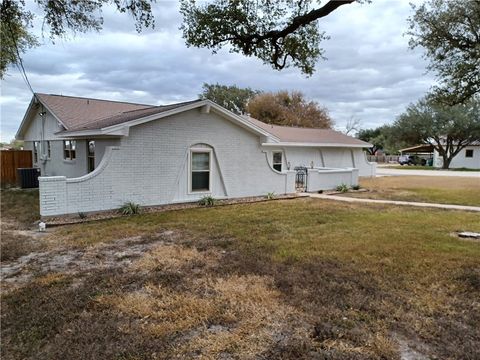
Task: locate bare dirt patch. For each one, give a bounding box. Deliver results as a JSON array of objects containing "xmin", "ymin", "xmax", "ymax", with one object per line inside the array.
[{"xmin": 1, "ymin": 230, "xmax": 180, "ymax": 292}]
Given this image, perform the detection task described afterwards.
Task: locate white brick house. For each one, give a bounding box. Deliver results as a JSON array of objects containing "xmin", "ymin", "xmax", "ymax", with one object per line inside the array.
[{"xmin": 16, "ymin": 94, "xmax": 375, "ymax": 216}]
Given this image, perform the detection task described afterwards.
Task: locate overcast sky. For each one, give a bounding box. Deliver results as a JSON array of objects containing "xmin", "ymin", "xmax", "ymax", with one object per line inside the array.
[{"xmin": 0, "ymin": 0, "xmax": 435, "ymax": 142}]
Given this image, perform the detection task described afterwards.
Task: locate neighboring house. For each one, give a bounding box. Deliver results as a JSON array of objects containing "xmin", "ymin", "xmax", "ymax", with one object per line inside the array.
[
  {"xmin": 16, "ymin": 93, "xmax": 375, "ymax": 216},
  {"xmin": 433, "ymin": 142, "xmax": 480, "ymax": 169},
  {"xmin": 399, "ymin": 143, "xmax": 479, "ymax": 169}
]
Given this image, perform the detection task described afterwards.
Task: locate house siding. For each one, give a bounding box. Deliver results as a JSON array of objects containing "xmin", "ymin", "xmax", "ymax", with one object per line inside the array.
[
  {"xmin": 39, "ymin": 109, "xmax": 296, "ymax": 216},
  {"xmin": 21, "ymin": 107, "xmax": 121, "ymax": 177},
  {"xmin": 434, "ymin": 146, "xmax": 480, "ymax": 169},
  {"xmin": 263, "ymin": 146, "xmax": 375, "ymax": 177}
]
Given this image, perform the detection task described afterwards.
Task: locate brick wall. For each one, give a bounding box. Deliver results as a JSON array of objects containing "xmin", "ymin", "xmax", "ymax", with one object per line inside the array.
[{"xmin": 39, "ymin": 109, "xmax": 295, "ymax": 216}]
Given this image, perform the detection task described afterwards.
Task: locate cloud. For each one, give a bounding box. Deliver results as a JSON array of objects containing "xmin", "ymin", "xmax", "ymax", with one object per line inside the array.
[{"xmin": 0, "ymin": 0, "xmax": 435, "ymax": 141}]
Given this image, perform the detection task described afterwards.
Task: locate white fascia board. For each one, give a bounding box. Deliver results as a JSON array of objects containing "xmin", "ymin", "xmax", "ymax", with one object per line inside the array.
[
  {"xmin": 17, "ymin": 94, "xmax": 70, "ymax": 139},
  {"xmin": 15, "ymin": 97, "xmax": 35, "ymax": 140},
  {"xmin": 262, "ymin": 142, "xmax": 373, "ymax": 148}
]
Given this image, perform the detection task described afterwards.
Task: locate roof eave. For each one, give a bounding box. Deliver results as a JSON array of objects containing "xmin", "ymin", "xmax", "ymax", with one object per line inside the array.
[
  {"xmin": 15, "ymin": 96, "xmax": 36, "ymax": 140},
  {"xmin": 261, "ymin": 142, "xmax": 373, "ymax": 148},
  {"xmin": 16, "ymin": 94, "xmax": 70, "ymax": 140}
]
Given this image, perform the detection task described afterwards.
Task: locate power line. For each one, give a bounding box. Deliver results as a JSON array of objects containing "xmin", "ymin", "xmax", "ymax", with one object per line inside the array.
[{"xmin": 5, "ymin": 16, "xmax": 36, "ymax": 96}]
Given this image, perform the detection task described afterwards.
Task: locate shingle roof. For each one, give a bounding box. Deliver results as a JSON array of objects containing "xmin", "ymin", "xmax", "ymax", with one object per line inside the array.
[
  {"xmin": 36, "ymin": 93, "xmax": 152, "ymax": 130},
  {"xmin": 244, "ymin": 116, "xmax": 371, "ymax": 147},
  {"xmin": 66, "ymin": 99, "xmax": 202, "ymax": 131},
  {"xmin": 35, "ymin": 93, "xmax": 370, "ymax": 147}
]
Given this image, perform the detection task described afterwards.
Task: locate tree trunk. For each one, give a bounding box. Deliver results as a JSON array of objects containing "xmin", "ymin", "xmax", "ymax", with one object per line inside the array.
[{"xmin": 442, "ymin": 154, "xmax": 452, "ymax": 169}]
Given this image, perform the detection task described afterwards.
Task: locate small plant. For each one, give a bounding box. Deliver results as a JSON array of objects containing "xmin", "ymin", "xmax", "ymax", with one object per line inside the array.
[
  {"xmin": 351, "ymin": 184, "xmax": 361, "ymax": 191},
  {"xmin": 336, "ymin": 183, "xmax": 349, "ymax": 193},
  {"xmin": 266, "ymin": 192, "xmax": 276, "ymax": 200},
  {"xmin": 78, "ymin": 212, "xmax": 87, "ymax": 219},
  {"xmin": 120, "ymin": 202, "xmax": 142, "ymax": 215},
  {"xmin": 198, "ymin": 195, "xmax": 216, "ymax": 207}
]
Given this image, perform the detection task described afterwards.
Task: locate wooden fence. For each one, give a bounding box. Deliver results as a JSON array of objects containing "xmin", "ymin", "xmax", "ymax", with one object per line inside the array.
[
  {"xmin": 1, "ymin": 150, "xmax": 33, "ymax": 185},
  {"xmin": 367, "ymin": 155, "xmax": 400, "ymax": 163}
]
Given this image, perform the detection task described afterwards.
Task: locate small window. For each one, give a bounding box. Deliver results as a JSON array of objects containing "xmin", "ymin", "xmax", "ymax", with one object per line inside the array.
[
  {"xmin": 46, "ymin": 141, "xmax": 51, "ymax": 158},
  {"xmin": 87, "ymin": 140, "xmax": 95, "ymax": 172},
  {"xmin": 33, "ymin": 141, "xmax": 39, "ymax": 163},
  {"xmin": 191, "ymin": 151, "xmax": 210, "ymax": 192},
  {"xmin": 63, "ymin": 140, "xmax": 76, "ymax": 160},
  {"xmin": 466, "ymin": 149, "xmax": 474, "ymax": 158},
  {"xmin": 273, "ymin": 152, "xmax": 282, "ymax": 172}
]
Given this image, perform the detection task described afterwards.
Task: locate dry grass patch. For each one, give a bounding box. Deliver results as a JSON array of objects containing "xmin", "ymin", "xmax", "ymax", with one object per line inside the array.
[
  {"xmin": 351, "ymin": 176, "xmax": 480, "ymax": 206},
  {"xmin": 2, "ymin": 191, "xmax": 480, "ymax": 359}
]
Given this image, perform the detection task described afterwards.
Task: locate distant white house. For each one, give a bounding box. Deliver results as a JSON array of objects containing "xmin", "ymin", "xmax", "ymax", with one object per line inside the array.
[
  {"xmin": 433, "ymin": 142, "xmax": 480, "ymax": 169},
  {"xmin": 400, "ymin": 143, "xmax": 480, "ymax": 169},
  {"xmin": 16, "ymin": 93, "xmax": 375, "ymax": 216}
]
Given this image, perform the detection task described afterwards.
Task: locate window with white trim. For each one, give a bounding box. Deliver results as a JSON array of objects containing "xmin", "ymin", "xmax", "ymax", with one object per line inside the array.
[
  {"xmin": 466, "ymin": 149, "xmax": 474, "ymax": 158},
  {"xmin": 273, "ymin": 152, "xmax": 282, "ymax": 172},
  {"xmin": 191, "ymin": 150, "xmax": 211, "ymax": 192},
  {"xmin": 63, "ymin": 140, "xmax": 76, "ymax": 160},
  {"xmin": 33, "ymin": 141, "xmax": 40, "ymax": 163},
  {"xmin": 87, "ymin": 140, "xmax": 95, "ymax": 172}
]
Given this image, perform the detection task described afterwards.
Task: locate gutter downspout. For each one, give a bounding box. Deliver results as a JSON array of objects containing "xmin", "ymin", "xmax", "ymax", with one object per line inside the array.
[{"xmin": 39, "ymin": 106, "xmax": 47, "ymax": 175}]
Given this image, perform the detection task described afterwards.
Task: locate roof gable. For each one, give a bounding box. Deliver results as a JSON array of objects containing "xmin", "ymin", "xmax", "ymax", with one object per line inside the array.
[{"xmin": 36, "ymin": 93, "xmax": 151, "ymax": 130}]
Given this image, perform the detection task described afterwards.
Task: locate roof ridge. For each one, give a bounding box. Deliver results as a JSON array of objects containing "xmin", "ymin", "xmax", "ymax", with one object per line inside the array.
[
  {"xmin": 246, "ymin": 116, "xmax": 336, "ymax": 132},
  {"xmin": 35, "ymin": 92, "xmax": 153, "ymax": 107}
]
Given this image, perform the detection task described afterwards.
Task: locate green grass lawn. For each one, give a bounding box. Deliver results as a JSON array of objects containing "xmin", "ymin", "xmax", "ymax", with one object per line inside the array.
[
  {"xmin": 350, "ymin": 176, "xmax": 480, "ymax": 206},
  {"xmin": 1, "ymin": 189, "xmax": 480, "ymax": 359}
]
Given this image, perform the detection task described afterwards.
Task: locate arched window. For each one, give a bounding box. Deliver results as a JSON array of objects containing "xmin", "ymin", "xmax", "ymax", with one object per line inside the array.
[{"xmin": 190, "ymin": 147, "xmax": 212, "ymax": 193}]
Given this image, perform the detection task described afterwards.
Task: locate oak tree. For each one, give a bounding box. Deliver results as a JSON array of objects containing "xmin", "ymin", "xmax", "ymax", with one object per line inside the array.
[
  {"xmin": 180, "ymin": 0, "xmax": 362, "ymax": 75},
  {"xmin": 246, "ymin": 90, "xmax": 333, "ymax": 128},
  {"xmin": 199, "ymin": 83, "xmax": 261, "ymax": 114},
  {"xmin": 1, "ymin": 0, "xmax": 155, "ymax": 78},
  {"xmin": 407, "ymin": 0, "xmax": 480, "ymax": 104},
  {"xmin": 393, "ymin": 96, "xmax": 480, "ymax": 169}
]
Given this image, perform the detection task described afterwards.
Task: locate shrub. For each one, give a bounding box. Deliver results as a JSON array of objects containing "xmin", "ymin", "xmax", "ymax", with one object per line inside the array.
[
  {"xmin": 198, "ymin": 196, "xmax": 216, "ymax": 207},
  {"xmin": 351, "ymin": 184, "xmax": 360, "ymax": 190},
  {"xmin": 266, "ymin": 192, "xmax": 276, "ymax": 200},
  {"xmin": 78, "ymin": 212, "xmax": 87, "ymax": 219},
  {"xmin": 336, "ymin": 183, "xmax": 349, "ymax": 193},
  {"xmin": 120, "ymin": 202, "xmax": 142, "ymax": 215}
]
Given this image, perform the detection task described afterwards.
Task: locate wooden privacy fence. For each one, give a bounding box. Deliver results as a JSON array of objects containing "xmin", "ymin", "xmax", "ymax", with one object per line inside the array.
[
  {"xmin": 1, "ymin": 150, "xmax": 33, "ymax": 185},
  {"xmin": 367, "ymin": 155, "xmax": 399, "ymax": 163}
]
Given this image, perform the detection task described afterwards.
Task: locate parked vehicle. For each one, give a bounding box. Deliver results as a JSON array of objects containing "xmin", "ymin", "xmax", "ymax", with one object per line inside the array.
[{"xmin": 398, "ymin": 155, "xmax": 427, "ymax": 166}]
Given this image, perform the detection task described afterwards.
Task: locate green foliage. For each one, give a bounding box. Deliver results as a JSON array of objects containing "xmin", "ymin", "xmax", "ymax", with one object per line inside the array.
[
  {"xmin": 247, "ymin": 90, "xmax": 332, "ymax": 128},
  {"xmin": 0, "ymin": 139, "xmax": 24, "ymax": 150},
  {"xmin": 120, "ymin": 202, "xmax": 142, "ymax": 215},
  {"xmin": 1, "ymin": 0, "xmax": 38, "ymax": 78},
  {"xmin": 351, "ymin": 185, "xmax": 360, "ymax": 191},
  {"xmin": 393, "ymin": 96, "xmax": 480, "ymax": 168},
  {"xmin": 78, "ymin": 212, "xmax": 87, "ymax": 220},
  {"xmin": 357, "ymin": 128, "xmax": 385, "ymax": 155},
  {"xmin": 0, "ymin": 0, "xmax": 155, "ymax": 78},
  {"xmin": 198, "ymin": 195, "xmax": 216, "ymax": 207},
  {"xmin": 266, "ymin": 192, "xmax": 276, "ymax": 200},
  {"xmin": 180, "ymin": 0, "xmax": 361, "ymax": 75},
  {"xmin": 336, "ymin": 183, "xmax": 349, "ymax": 193},
  {"xmin": 358, "ymin": 125, "xmax": 410, "ymax": 155},
  {"xmin": 199, "ymin": 83, "xmax": 261, "ymax": 114},
  {"xmin": 407, "ymin": 0, "xmax": 480, "ymax": 104}
]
